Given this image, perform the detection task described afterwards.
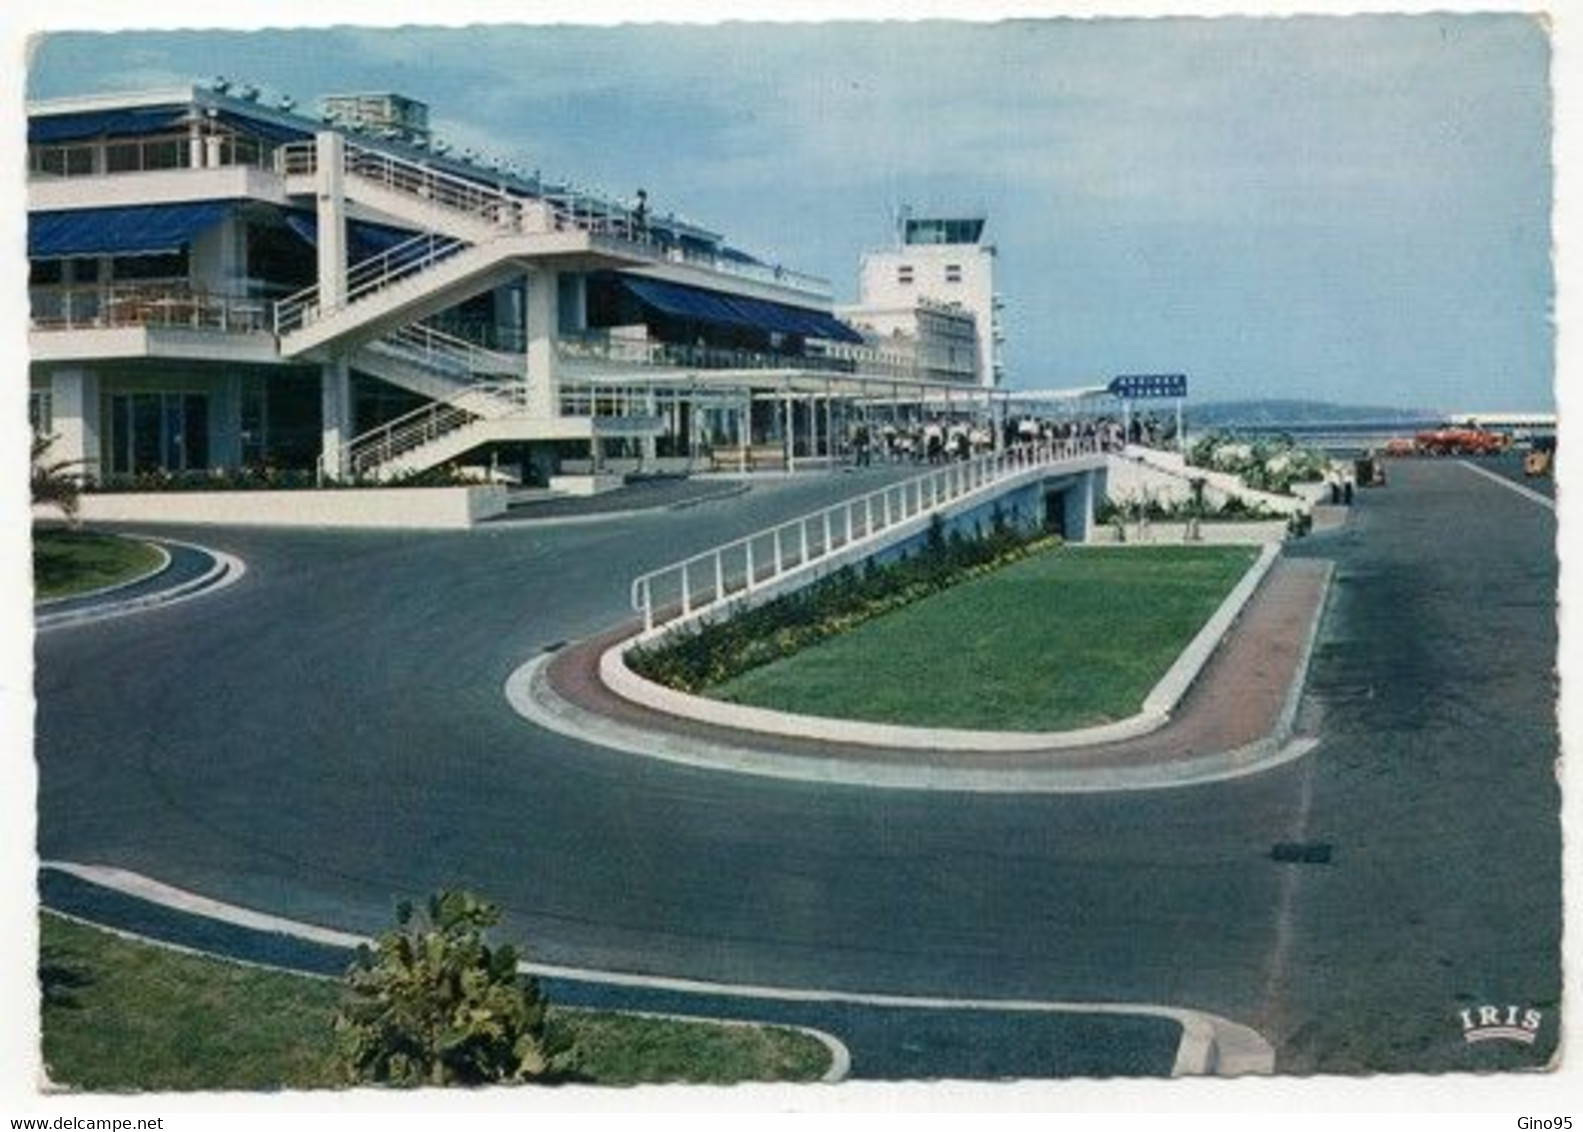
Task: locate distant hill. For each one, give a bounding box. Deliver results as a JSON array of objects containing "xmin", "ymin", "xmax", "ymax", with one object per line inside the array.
[{"xmin": 1187, "ymin": 400, "xmax": 1437, "ymax": 427}]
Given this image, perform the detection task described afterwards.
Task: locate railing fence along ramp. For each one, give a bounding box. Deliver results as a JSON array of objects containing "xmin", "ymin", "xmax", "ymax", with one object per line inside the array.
[{"xmin": 630, "ymin": 439, "xmax": 1101, "ymax": 638}]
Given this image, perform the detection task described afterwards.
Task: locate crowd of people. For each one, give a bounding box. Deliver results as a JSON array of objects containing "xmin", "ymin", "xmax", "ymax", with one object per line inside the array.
[{"xmin": 845, "ymin": 411, "xmax": 1159, "ymax": 466}]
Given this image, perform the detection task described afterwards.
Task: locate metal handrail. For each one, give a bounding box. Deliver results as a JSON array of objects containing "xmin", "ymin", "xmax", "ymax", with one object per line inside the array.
[
  {"xmin": 371, "ymin": 323, "xmax": 523, "ymax": 379},
  {"xmin": 628, "ymin": 438, "xmax": 1101, "ymax": 637},
  {"xmin": 30, "ymin": 284, "xmax": 270, "ymax": 334},
  {"xmin": 557, "ymin": 332, "xmax": 919, "ymax": 379},
  {"xmin": 274, "ymin": 231, "xmax": 469, "ymax": 336},
  {"xmin": 274, "ymin": 141, "xmax": 833, "ymax": 299},
  {"xmin": 344, "ymin": 380, "xmax": 531, "ymax": 478}
]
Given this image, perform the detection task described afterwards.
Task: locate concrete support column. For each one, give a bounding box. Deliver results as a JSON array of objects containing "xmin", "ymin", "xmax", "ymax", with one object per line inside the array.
[
  {"xmin": 524, "ymin": 269, "xmax": 560, "ymax": 418},
  {"xmin": 320, "ymin": 358, "xmax": 352, "ymax": 479},
  {"xmin": 49, "ymin": 368, "xmax": 101, "ymax": 481},
  {"xmin": 640, "ymin": 389, "xmax": 658, "ymax": 468},
  {"xmin": 784, "ymin": 388, "xmax": 795, "ymax": 473},
  {"xmin": 212, "ymin": 372, "xmax": 244, "ymax": 471},
  {"xmin": 491, "ymin": 283, "xmax": 522, "ymax": 352},
  {"xmin": 557, "ymin": 272, "xmax": 588, "ymax": 336},
  {"xmin": 315, "ymin": 131, "xmax": 349, "ymax": 310},
  {"xmin": 1065, "ymin": 469, "xmax": 1097, "ymax": 543}
]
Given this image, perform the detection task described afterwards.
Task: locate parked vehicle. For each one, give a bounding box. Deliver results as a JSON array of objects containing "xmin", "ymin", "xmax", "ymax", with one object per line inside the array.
[
  {"xmin": 1524, "ymin": 436, "xmax": 1556, "ymax": 478},
  {"xmin": 1412, "ymin": 427, "xmax": 1511, "ymax": 457}
]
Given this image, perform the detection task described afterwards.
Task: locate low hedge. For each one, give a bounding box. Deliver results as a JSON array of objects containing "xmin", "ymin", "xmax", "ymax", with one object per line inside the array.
[{"xmin": 628, "ymin": 515, "xmax": 1056, "ymax": 693}]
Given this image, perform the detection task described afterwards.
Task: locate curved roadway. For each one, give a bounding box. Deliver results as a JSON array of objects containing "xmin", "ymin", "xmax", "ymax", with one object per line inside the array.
[{"xmin": 34, "ymin": 458, "xmax": 1560, "ymax": 1076}]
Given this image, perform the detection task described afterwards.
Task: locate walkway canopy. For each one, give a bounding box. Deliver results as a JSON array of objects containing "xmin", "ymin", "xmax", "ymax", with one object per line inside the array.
[{"xmin": 29, "ymin": 200, "xmax": 235, "ymax": 259}]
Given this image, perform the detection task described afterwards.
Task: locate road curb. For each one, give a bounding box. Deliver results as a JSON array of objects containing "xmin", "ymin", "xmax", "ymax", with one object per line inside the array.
[
  {"xmin": 33, "ymin": 538, "xmax": 173, "ymax": 609},
  {"xmin": 35, "ymin": 537, "xmax": 247, "ymax": 631},
  {"xmin": 39, "ymin": 861, "xmax": 1271, "ymax": 1080},
  {"xmin": 597, "ymin": 542, "xmax": 1280, "ymax": 753}
]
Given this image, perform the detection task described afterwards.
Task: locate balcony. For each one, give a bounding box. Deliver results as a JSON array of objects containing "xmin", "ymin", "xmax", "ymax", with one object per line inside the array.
[
  {"xmin": 31, "ymin": 284, "xmax": 272, "ymax": 334},
  {"xmin": 557, "ymin": 331, "xmax": 926, "ymax": 383},
  {"xmin": 29, "ymin": 133, "xmax": 277, "ymax": 181}
]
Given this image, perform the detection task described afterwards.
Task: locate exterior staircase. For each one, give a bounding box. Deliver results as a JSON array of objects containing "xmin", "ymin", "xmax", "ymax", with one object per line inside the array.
[
  {"xmin": 273, "ymin": 140, "xmax": 653, "ymax": 358},
  {"xmin": 352, "ymin": 324, "xmax": 525, "ymax": 410}
]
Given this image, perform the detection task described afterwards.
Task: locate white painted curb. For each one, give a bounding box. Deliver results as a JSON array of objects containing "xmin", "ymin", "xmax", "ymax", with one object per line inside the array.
[
  {"xmin": 35, "ymin": 537, "xmax": 247, "ymax": 631},
  {"xmin": 33, "ymin": 539, "xmax": 172, "ymax": 608},
  {"xmin": 509, "ymin": 656, "xmax": 1324, "ymax": 795},
  {"xmin": 599, "ymin": 543, "xmax": 1279, "ymax": 753},
  {"xmin": 40, "ymin": 861, "xmax": 1273, "ymax": 1079}
]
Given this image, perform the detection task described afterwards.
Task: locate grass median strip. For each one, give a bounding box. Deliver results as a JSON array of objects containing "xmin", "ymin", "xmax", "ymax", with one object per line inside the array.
[
  {"xmin": 709, "ymin": 544, "xmax": 1259, "ymax": 731},
  {"xmin": 38, "ymin": 913, "xmax": 831, "ymax": 1090},
  {"xmin": 33, "ymin": 528, "xmax": 164, "ymax": 601}
]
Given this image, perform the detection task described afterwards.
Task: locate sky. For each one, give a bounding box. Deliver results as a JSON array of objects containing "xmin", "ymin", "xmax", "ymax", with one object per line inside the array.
[{"xmin": 20, "ymin": 12, "xmax": 1556, "ymax": 412}]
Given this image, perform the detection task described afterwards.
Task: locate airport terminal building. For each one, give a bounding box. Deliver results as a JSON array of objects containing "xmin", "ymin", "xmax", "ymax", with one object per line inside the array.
[{"xmin": 27, "ymin": 84, "xmax": 1008, "ymax": 490}]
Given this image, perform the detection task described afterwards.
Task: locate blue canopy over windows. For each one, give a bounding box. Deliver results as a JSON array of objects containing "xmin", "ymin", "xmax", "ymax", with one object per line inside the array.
[
  {"xmin": 28, "ymin": 106, "xmax": 189, "ymax": 145},
  {"xmin": 212, "ymin": 110, "xmax": 312, "ymax": 145},
  {"xmin": 29, "ymin": 104, "xmax": 315, "ymax": 146},
  {"xmin": 281, "ymin": 211, "xmax": 421, "ymax": 261},
  {"xmin": 617, "ymin": 274, "xmax": 861, "ymax": 344},
  {"xmin": 29, "ymin": 201, "xmax": 235, "ymax": 259}
]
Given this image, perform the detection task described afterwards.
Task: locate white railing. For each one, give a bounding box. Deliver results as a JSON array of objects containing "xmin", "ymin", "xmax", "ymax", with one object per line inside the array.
[
  {"xmin": 628, "ymin": 438, "xmax": 1101, "ymax": 637},
  {"xmin": 30, "ymin": 284, "xmax": 272, "ymax": 334},
  {"xmin": 278, "ymin": 140, "xmax": 524, "ymax": 230},
  {"xmin": 558, "ymin": 379, "xmax": 664, "ymax": 420},
  {"xmin": 344, "ymin": 380, "xmax": 530, "ymax": 479},
  {"xmin": 556, "ymin": 333, "xmax": 916, "ymax": 378},
  {"xmin": 368, "ymin": 323, "xmax": 523, "ymax": 381},
  {"xmin": 274, "ymin": 231, "xmax": 469, "ymax": 336},
  {"xmin": 274, "ymin": 141, "xmax": 833, "ymax": 300}
]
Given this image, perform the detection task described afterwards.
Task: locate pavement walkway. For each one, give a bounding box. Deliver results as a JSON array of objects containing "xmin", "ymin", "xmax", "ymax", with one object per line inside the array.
[
  {"xmin": 486, "ymin": 475, "xmax": 750, "ymax": 523},
  {"xmin": 525, "ymin": 550, "xmax": 1334, "ymax": 790}
]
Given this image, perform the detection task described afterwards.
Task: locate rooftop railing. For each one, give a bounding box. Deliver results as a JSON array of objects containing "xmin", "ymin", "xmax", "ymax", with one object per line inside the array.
[{"xmin": 28, "ymin": 133, "xmax": 274, "ymax": 180}]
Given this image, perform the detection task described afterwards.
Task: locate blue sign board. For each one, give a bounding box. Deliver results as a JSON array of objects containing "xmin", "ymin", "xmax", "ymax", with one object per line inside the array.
[{"xmin": 1109, "ymin": 373, "xmax": 1188, "ymax": 400}]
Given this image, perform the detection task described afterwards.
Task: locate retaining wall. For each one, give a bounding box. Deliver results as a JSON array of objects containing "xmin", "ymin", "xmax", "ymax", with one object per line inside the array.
[{"xmin": 65, "ymin": 485, "xmax": 509, "ymax": 530}]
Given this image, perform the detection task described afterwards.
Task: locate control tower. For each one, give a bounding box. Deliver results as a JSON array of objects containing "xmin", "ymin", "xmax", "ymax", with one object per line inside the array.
[{"xmin": 857, "ymin": 209, "xmax": 1003, "ymax": 388}]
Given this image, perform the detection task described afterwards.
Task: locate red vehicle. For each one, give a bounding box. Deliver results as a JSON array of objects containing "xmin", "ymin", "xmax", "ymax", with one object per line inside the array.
[{"xmin": 1412, "ymin": 428, "xmax": 1511, "ymax": 456}]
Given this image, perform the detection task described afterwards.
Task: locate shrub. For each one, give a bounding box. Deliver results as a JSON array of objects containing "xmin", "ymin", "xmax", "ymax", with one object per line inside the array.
[
  {"xmin": 31, "ymin": 434, "xmax": 85, "ymax": 523},
  {"xmin": 334, "ymin": 891, "xmax": 573, "ymax": 1087},
  {"xmin": 629, "ymin": 521, "xmax": 1056, "ymax": 692}
]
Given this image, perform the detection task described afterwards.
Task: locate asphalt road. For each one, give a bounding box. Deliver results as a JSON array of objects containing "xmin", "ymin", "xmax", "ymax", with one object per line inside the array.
[{"xmin": 33, "ymin": 458, "xmax": 1560, "ymax": 1077}]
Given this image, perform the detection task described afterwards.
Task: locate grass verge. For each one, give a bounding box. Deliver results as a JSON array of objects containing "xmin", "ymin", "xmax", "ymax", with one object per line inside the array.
[
  {"xmin": 33, "ymin": 528, "xmax": 164, "ymax": 601},
  {"xmin": 38, "ymin": 913, "xmax": 831, "ymax": 1091},
  {"xmin": 710, "ymin": 544, "xmax": 1258, "ymax": 731}
]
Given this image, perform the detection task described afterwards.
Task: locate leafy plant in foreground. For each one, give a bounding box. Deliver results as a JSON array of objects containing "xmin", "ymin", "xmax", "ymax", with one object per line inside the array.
[{"xmin": 334, "ymin": 891, "xmax": 573, "ymax": 1087}]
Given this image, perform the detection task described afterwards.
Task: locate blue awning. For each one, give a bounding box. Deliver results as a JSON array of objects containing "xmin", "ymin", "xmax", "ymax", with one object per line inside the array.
[
  {"xmin": 29, "ymin": 105, "xmax": 189, "ymax": 145},
  {"xmin": 617, "ymin": 275, "xmax": 861, "ymax": 344},
  {"xmin": 29, "ymin": 201, "xmax": 235, "ymax": 259},
  {"xmin": 281, "ymin": 211, "xmax": 420, "ymax": 260},
  {"xmin": 213, "ymin": 110, "xmax": 312, "ymax": 145}
]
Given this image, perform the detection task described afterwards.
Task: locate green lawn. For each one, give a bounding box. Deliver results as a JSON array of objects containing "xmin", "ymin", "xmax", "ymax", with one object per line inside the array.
[
  {"xmin": 38, "ymin": 914, "xmax": 831, "ymax": 1091},
  {"xmin": 710, "ymin": 544, "xmax": 1259, "ymax": 731},
  {"xmin": 33, "ymin": 528, "xmax": 165, "ymax": 600}
]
